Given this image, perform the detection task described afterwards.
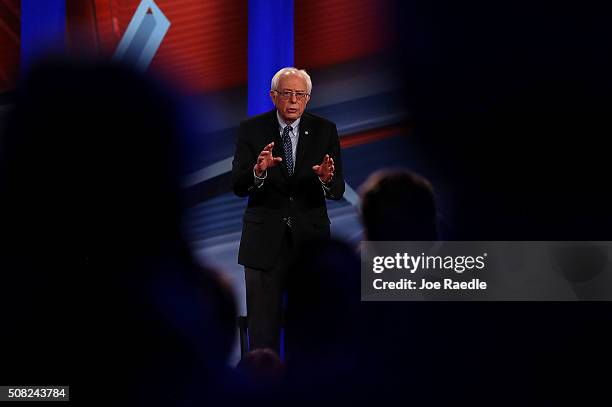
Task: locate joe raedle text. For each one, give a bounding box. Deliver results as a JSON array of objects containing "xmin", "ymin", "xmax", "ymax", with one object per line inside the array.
[{"xmin": 370, "ymin": 252, "xmax": 488, "ymax": 292}]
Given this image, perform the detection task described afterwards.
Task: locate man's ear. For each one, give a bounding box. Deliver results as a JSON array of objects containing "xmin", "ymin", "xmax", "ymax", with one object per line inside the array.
[{"xmin": 269, "ymin": 90, "xmax": 276, "ymax": 105}]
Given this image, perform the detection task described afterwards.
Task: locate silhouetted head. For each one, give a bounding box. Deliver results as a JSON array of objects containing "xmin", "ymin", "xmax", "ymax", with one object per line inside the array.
[
  {"xmin": 237, "ymin": 348, "xmax": 285, "ymax": 385},
  {"xmin": 0, "ymin": 57, "xmax": 186, "ymax": 258},
  {"xmin": 0, "ymin": 58, "xmax": 236, "ymax": 403},
  {"xmin": 359, "ymin": 169, "xmax": 437, "ymax": 241}
]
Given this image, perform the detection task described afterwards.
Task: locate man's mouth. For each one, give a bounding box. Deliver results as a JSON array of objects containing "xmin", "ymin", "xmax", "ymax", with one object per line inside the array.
[{"xmin": 287, "ymin": 108, "xmax": 298, "ymax": 113}]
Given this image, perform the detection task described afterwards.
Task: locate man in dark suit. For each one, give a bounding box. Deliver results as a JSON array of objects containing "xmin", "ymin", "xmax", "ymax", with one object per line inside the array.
[{"xmin": 232, "ymin": 67, "xmax": 345, "ymax": 352}]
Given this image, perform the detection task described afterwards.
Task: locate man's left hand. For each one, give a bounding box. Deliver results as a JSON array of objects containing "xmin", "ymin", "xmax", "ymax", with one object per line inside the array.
[{"xmin": 312, "ymin": 154, "xmax": 334, "ymax": 183}]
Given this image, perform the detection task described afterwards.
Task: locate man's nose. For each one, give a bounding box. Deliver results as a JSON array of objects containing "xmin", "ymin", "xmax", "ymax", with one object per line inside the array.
[{"xmin": 289, "ymin": 93, "xmax": 298, "ymax": 102}]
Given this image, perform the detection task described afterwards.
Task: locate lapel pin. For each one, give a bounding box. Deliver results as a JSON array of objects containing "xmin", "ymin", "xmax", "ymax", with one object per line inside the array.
[{"xmin": 305, "ymin": 131, "xmax": 309, "ymax": 135}]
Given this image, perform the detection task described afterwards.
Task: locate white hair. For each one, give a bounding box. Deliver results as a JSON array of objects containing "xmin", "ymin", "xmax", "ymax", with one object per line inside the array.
[{"xmin": 270, "ymin": 67, "xmax": 312, "ymax": 94}]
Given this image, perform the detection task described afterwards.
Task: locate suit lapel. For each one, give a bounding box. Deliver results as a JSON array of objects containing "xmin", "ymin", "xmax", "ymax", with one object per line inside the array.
[{"xmin": 294, "ymin": 113, "xmax": 313, "ymax": 175}]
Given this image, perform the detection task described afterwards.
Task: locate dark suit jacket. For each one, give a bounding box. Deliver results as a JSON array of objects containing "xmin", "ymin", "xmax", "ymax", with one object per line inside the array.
[{"xmin": 231, "ymin": 109, "xmax": 345, "ymax": 270}]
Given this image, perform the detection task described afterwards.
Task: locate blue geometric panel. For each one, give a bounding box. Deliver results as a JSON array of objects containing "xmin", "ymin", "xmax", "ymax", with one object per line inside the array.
[{"xmin": 113, "ymin": 0, "xmax": 171, "ymax": 71}]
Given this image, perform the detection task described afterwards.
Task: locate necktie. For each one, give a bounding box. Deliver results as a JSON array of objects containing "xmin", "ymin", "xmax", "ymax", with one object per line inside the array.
[{"xmin": 282, "ymin": 125, "xmax": 294, "ymax": 176}]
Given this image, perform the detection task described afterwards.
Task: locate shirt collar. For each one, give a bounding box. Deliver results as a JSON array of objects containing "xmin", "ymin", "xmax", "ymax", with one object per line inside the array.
[{"xmin": 276, "ymin": 110, "xmax": 301, "ymax": 132}]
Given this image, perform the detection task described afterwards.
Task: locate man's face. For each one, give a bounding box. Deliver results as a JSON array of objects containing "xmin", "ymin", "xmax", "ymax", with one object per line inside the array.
[{"xmin": 270, "ymin": 73, "xmax": 310, "ymax": 124}]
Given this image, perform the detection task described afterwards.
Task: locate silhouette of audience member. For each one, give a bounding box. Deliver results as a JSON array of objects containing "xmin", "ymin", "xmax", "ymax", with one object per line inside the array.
[
  {"xmin": 280, "ymin": 174, "xmax": 438, "ymax": 403},
  {"xmin": 0, "ymin": 58, "xmax": 236, "ymax": 405},
  {"xmin": 359, "ymin": 169, "xmax": 437, "ymax": 241},
  {"xmin": 285, "ymin": 239, "xmax": 363, "ymax": 403},
  {"xmin": 357, "ymin": 169, "xmax": 536, "ymax": 403},
  {"xmin": 237, "ymin": 348, "xmax": 285, "ymax": 387}
]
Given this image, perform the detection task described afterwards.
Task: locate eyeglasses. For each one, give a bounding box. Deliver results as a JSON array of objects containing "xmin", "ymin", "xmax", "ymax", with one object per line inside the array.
[{"xmin": 273, "ymin": 90, "xmax": 310, "ymax": 101}]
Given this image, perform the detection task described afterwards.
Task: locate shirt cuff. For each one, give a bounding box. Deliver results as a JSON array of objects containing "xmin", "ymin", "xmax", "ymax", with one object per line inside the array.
[
  {"xmin": 319, "ymin": 177, "xmax": 334, "ymax": 198},
  {"xmin": 319, "ymin": 176, "xmax": 332, "ymax": 188},
  {"xmin": 254, "ymin": 168, "xmax": 267, "ymax": 188}
]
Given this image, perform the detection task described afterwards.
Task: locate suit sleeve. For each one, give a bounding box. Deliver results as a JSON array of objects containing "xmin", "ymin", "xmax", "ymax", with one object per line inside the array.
[
  {"xmin": 231, "ymin": 121, "xmax": 259, "ymax": 197},
  {"xmin": 325, "ymin": 124, "xmax": 345, "ymax": 200}
]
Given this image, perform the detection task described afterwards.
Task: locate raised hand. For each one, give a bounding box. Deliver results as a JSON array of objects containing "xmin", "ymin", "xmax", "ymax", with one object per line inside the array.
[
  {"xmin": 254, "ymin": 142, "xmax": 282, "ymax": 177},
  {"xmin": 312, "ymin": 154, "xmax": 334, "ymax": 183}
]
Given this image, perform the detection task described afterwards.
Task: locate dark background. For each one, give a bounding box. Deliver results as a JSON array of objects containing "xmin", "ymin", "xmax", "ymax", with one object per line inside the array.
[
  {"xmin": 387, "ymin": 1, "xmax": 612, "ymax": 400},
  {"xmin": 394, "ymin": 0, "xmax": 612, "ymax": 240}
]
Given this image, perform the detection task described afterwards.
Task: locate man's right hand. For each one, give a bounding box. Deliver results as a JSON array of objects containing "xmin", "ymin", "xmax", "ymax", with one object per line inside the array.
[{"xmin": 254, "ymin": 142, "xmax": 282, "ymax": 177}]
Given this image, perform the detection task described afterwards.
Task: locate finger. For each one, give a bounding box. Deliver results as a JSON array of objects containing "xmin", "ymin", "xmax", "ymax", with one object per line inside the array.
[
  {"xmin": 264, "ymin": 142, "xmax": 274, "ymax": 151},
  {"xmin": 273, "ymin": 157, "xmax": 283, "ymax": 163},
  {"xmin": 330, "ymin": 165, "xmax": 335, "ymax": 173},
  {"xmin": 312, "ymin": 165, "xmax": 320, "ymax": 172},
  {"xmin": 329, "ymin": 157, "xmax": 334, "ymax": 165},
  {"xmin": 259, "ymin": 151, "xmax": 270, "ymax": 158}
]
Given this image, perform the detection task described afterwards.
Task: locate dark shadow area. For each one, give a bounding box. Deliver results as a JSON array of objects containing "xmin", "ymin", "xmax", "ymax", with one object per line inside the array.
[
  {"xmin": 0, "ymin": 58, "xmax": 240, "ymax": 405},
  {"xmin": 387, "ymin": 0, "xmax": 612, "ymax": 401}
]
